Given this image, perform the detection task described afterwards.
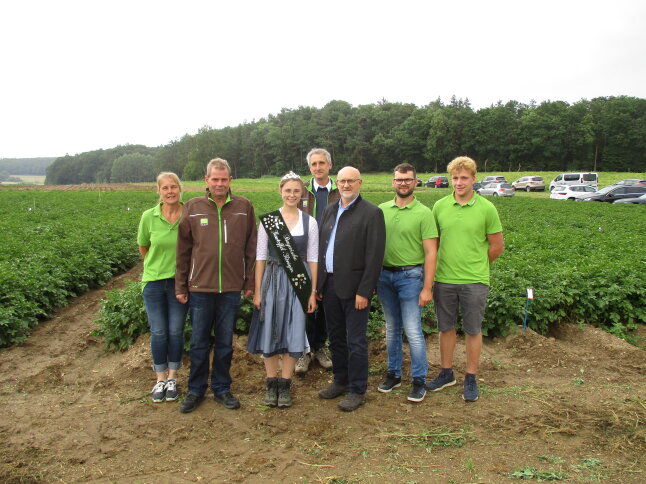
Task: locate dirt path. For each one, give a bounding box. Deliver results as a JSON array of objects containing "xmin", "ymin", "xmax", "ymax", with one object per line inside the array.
[{"xmin": 1, "ymin": 266, "xmax": 644, "ymax": 483}]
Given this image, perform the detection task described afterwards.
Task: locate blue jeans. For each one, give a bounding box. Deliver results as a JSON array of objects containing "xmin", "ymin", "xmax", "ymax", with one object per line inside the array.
[
  {"xmin": 377, "ymin": 266, "xmax": 428, "ymax": 382},
  {"xmin": 187, "ymin": 291, "xmax": 241, "ymax": 397},
  {"xmin": 143, "ymin": 278, "xmax": 188, "ymax": 372}
]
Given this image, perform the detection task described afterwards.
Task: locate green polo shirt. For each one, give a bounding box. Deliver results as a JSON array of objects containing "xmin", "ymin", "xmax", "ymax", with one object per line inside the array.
[
  {"xmin": 137, "ymin": 202, "xmax": 183, "ymax": 283},
  {"xmin": 432, "ymin": 193, "xmax": 502, "ymax": 286},
  {"xmin": 379, "ymin": 197, "xmax": 438, "ymax": 266}
]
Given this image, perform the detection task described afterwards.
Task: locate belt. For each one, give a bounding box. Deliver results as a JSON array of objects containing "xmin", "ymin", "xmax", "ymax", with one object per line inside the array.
[{"xmin": 382, "ymin": 264, "xmax": 422, "ymax": 272}]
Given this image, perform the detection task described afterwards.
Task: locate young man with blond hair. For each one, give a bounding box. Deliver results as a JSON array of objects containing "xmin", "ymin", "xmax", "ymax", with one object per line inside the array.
[{"xmin": 428, "ymin": 156, "xmax": 504, "ymax": 402}]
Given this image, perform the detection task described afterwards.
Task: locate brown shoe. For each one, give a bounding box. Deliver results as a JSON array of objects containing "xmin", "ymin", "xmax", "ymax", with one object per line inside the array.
[
  {"xmin": 318, "ymin": 382, "xmax": 349, "ymax": 399},
  {"xmin": 338, "ymin": 393, "xmax": 366, "ymax": 412}
]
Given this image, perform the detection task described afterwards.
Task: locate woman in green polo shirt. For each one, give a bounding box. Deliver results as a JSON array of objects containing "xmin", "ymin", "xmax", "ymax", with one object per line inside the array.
[{"xmin": 137, "ymin": 172, "xmax": 188, "ymax": 403}]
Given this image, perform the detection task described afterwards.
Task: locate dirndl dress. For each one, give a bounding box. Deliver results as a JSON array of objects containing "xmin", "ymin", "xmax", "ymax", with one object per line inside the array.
[{"xmin": 247, "ymin": 215, "xmax": 310, "ymax": 358}]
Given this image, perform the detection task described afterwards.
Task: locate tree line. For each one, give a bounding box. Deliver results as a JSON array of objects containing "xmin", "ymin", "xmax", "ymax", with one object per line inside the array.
[
  {"xmin": 45, "ymin": 96, "xmax": 646, "ymax": 184},
  {"xmin": 0, "ymin": 158, "xmax": 56, "ymax": 176}
]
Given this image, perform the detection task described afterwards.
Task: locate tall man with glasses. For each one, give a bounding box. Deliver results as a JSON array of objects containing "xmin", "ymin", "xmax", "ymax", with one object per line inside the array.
[
  {"xmin": 317, "ymin": 166, "xmax": 386, "ymax": 412},
  {"xmin": 296, "ymin": 148, "xmax": 340, "ymax": 375},
  {"xmin": 427, "ymin": 156, "xmax": 504, "ymax": 402},
  {"xmin": 175, "ymin": 158, "xmax": 257, "ymax": 413},
  {"xmin": 377, "ymin": 163, "xmax": 438, "ymax": 403}
]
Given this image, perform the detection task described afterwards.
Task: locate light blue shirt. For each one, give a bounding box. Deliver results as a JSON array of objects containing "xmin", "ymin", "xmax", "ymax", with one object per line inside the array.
[{"xmin": 325, "ymin": 196, "xmax": 359, "ymax": 273}]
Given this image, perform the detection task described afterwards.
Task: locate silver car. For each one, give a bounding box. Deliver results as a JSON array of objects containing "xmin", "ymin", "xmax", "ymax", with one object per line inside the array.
[
  {"xmin": 478, "ymin": 182, "xmax": 515, "ymax": 197},
  {"xmin": 512, "ymin": 176, "xmax": 545, "ymax": 192}
]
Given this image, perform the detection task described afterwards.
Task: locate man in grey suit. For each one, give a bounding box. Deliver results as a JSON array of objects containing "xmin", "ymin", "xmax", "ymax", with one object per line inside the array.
[{"xmin": 317, "ymin": 166, "xmax": 386, "ymax": 412}]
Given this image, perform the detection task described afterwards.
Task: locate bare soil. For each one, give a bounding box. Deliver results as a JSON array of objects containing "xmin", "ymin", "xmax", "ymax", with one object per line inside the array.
[{"xmin": 1, "ymin": 265, "xmax": 644, "ymax": 483}]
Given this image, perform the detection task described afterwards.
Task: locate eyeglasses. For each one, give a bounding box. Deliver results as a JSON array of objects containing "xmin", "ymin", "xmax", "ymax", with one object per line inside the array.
[
  {"xmin": 393, "ymin": 178, "xmax": 415, "ymax": 184},
  {"xmin": 337, "ymin": 178, "xmax": 360, "ymax": 186}
]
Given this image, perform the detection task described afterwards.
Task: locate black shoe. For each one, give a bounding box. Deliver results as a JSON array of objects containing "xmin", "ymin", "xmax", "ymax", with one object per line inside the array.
[
  {"xmin": 264, "ymin": 377, "xmax": 279, "ymax": 407},
  {"xmin": 377, "ymin": 371, "xmax": 402, "ymax": 393},
  {"xmin": 425, "ymin": 369, "xmax": 457, "ymax": 392},
  {"xmin": 463, "ymin": 374, "xmax": 479, "ymax": 402},
  {"xmin": 214, "ymin": 391, "xmax": 241, "ymax": 409},
  {"xmin": 277, "ymin": 378, "xmax": 292, "ymax": 408},
  {"xmin": 179, "ymin": 393, "xmax": 204, "ymax": 413},
  {"xmin": 407, "ymin": 378, "xmax": 427, "ymax": 403},
  {"xmin": 338, "ymin": 393, "xmax": 366, "ymax": 412},
  {"xmin": 318, "ymin": 382, "xmax": 349, "ymax": 399}
]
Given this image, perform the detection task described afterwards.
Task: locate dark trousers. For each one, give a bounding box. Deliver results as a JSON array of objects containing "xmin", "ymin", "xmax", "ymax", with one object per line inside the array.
[
  {"xmin": 187, "ymin": 291, "xmax": 241, "ymax": 397},
  {"xmin": 306, "ymin": 304, "xmax": 328, "ymax": 351},
  {"xmin": 322, "ymin": 276, "xmax": 369, "ymax": 394}
]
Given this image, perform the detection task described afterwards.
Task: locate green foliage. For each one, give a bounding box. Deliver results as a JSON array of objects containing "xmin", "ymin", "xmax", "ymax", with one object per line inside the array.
[
  {"xmin": 367, "ymin": 296, "xmax": 385, "ymax": 341},
  {"xmin": 1, "ymin": 183, "xmax": 644, "ymax": 349},
  {"xmin": 45, "ymin": 96, "xmax": 646, "ymax": 185},
  {"xmin": 235, "ymin": 297, "xmax": 255, "ymax": 333},
  {"xmin": 110, "ymin": 153, "xmax": 156, "ymax": 183},
  {"xmin": 94, "ymin": 281, "xmax": 148, "ymax": 351},
  {"xmin": 0, "ymin": 157, "xmax": 56, "ymax": 175},
  {"xmin": 0, "ymin": 190, "xmax": 156, "ymax": 347}
]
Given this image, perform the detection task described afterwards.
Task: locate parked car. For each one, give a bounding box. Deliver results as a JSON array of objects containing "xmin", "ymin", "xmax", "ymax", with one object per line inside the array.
[
  {"xmin": 425, "ymin": 175, "xmax": 449, "ymax": 188},
  {"xmin": 549, "ymin": 172, "xmax": 598, "ymax": 191},
  {"xmin": 612, "ymin": 193, "xmax": 646, "ymax": 204},
  {"xmin": 549, "ymin": 184, "xmax": 597, "ymax": 200},
  {"xmin": 481, "ymin": 175, "xmax": 507, "ymax": 184},
  {"xmin": 473, "ymin": 182, "xmax": 482, "ymax": 192},
  {"xmin": 477, "ymin": 182, "xmax": 515, "ymax": 197},
  {"xmin": 416, "ymin": 177, "xmax": 423, "ymax": 187},
  {"xmin": 512, "ymin": 176, "xmax": 545, "ymax": 192},
  {"xmin": 581, "ymin": 185, "xmax": 646, "ymax": 202},
  {"xmin": 612, "ymin": 178, "xmax": 646, "ymax": 187}
]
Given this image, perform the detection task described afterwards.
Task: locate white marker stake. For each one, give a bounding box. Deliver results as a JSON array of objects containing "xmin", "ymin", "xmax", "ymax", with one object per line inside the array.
[{"xmin": 523, "ymin": 288, "xmax": 534, "ymax": 333}]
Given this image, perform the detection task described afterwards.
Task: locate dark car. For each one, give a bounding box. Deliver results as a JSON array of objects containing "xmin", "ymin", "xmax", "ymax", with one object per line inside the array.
[
  {"xmin": 613, "ymin": 194, "xmax": 646, "ymax": 204},
  {"xmin": 416, "ymin": 177, "xmax": 423, "ymax": 187},
  {"xmin": 581, "ymin": 185, "xmax": 646, "ymax": 203},
  {"xmin": 425, "ymin": 176, "xmax": 449, "ymax": 188},
  {"xmin": 612, "ymin": 179, "xmax": 646, "ymax": 187}
]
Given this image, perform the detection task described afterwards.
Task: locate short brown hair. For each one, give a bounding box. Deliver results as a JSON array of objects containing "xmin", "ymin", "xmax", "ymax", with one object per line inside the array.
[
  {"xmin": 394, "ymin": 163, "xmax": 416, "ymax": 178},
  {"xmin": 446, "ymin": 156, "xmax": 477, "ymax": 177},
  {"xmin": 205, "ymin": 158, "xmax": 231, "ymax": 177}
]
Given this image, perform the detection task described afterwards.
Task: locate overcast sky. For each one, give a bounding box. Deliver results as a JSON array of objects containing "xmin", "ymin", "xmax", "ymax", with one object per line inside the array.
[{"xmin": 1, "ymin": 0, "xmax": 645, "ymax": 159}]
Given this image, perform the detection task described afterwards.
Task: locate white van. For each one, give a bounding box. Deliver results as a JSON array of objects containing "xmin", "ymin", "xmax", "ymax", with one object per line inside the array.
[{"xmin": 549, "ymin": 173, "xmax": 598, "ymax": 192}]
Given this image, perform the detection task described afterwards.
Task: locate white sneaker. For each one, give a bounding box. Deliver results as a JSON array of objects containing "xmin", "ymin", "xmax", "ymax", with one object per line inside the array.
[
  {"xmin": 295, "ymin": 352, "xmax": 312, "ymax": 374},
  {"xmin": 313, "ymin": 347, "xmax": 333, "ymax": 370}
]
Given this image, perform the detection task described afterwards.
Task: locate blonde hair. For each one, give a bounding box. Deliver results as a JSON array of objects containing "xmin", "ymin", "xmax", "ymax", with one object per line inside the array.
[
  {"xmin": 205, "ymin": 158, "xmax": 232, "ymax": 177},
  {"xmin": 156, "ymin": 172, "xmax": 182, "ymax": 202},
  {"xmin": 279, "ymin": 171, "xmax": 304, "ymax": 190},
  {"xmin": 446, "ymin": 156, "xmax": 477, "ymax": 177}
]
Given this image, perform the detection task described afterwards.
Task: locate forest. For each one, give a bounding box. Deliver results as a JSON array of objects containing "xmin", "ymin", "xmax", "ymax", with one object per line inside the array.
[
  {"xmin": 0, "ymin": 158, "xmax": 55, "ymax": 181},
  {"xmin": 44, "ymin": 95, "xmax": 646, "ymax": 184}
]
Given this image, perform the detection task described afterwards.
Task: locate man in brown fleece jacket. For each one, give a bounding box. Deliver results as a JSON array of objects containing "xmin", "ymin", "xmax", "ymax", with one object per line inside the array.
[{"xmin": 176, "ymin": 158, "xmax": 257, "ymax": 413}]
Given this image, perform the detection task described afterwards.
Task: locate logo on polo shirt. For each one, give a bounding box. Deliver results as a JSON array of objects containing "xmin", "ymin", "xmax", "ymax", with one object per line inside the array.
[{"xmin": 200, "ymin": 218, "xmax": 208, "ymax": 226}]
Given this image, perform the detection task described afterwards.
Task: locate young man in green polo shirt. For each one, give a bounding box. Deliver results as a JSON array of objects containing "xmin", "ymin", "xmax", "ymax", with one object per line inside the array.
[
  {"xmin": 377, "ymin": 163, "xmax": 438, "ymax": 403},
  {"xmin": 428, "ymin": 156, "xmax": 504, "ymax": 402}
]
